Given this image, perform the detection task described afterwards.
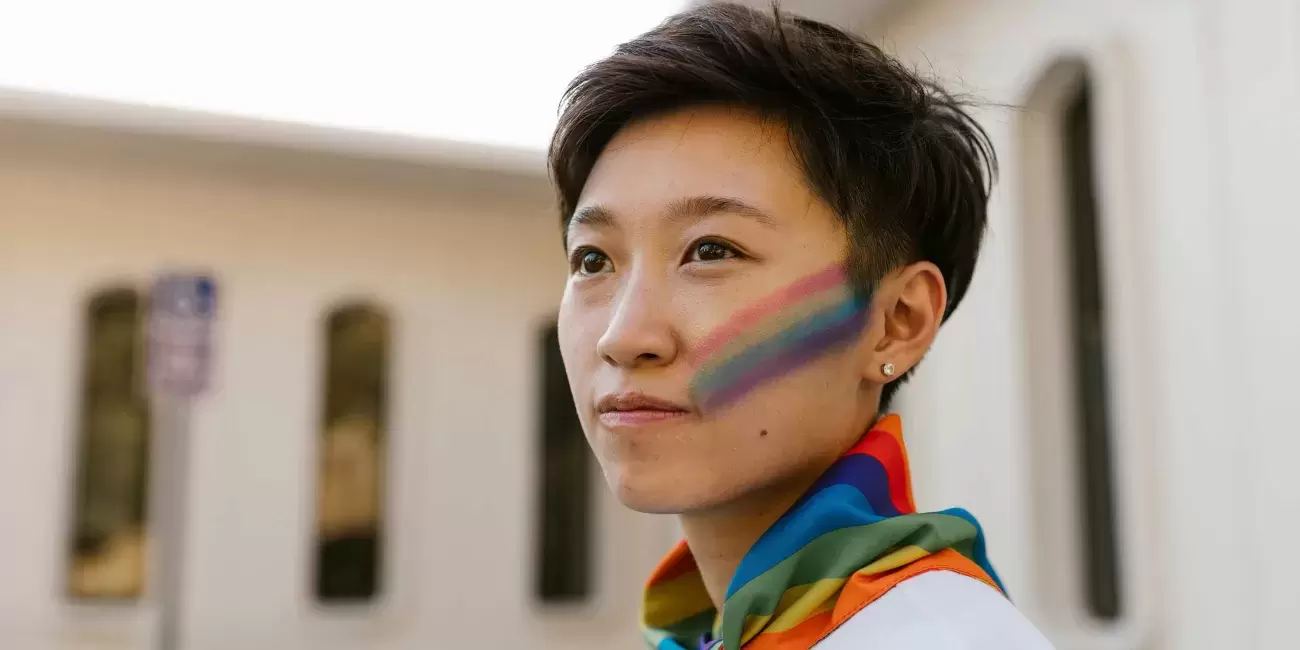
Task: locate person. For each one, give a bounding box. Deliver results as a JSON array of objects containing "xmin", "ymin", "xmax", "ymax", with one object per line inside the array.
[{"xmin": 548, "ymin": 3, "xmax": 1055, "ymax": 648}]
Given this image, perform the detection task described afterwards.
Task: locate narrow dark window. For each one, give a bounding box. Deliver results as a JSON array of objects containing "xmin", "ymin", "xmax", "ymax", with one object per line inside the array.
[
  {"xmin": 534, "ymin": 323, "xmax": 592, "ymax": 603},
  {"xmin": 68, "ymin": 288, "xmax": 151, "ymax": 600},
  {"xmin": 1062, "ymin": 77, "xmax": 1122, "ymax": 620},
  {"xmin": 315, "ymin": 304, "xmax": 389, "ymax": 602}
]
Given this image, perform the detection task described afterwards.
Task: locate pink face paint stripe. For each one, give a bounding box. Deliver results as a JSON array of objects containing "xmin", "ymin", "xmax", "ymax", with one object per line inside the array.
[
  {"xmin": 696, "ymin": 308, "xmax": 868, "ymax": 411},
  {"xmin": 694, "ymin": 297, "xmax": 865, "ymax": 391},
  {"xmin": 692, "ymin": 265, "xmax": 850, "ymax": 362},
  {"xmin": 704, "ymin": 288, "xmax": 853, "ymax": 365}
]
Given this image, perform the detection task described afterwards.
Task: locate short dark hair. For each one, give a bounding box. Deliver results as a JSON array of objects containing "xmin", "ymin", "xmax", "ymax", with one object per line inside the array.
[{"xmin": 548, "ymin": 2, "xmax": 996, "ymax": 410}]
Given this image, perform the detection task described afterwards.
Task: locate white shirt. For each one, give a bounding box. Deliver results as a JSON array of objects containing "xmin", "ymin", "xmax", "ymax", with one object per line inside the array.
[{"xmin": 813, "ymin": 571, "xmax": 1055, "ymax": 649}]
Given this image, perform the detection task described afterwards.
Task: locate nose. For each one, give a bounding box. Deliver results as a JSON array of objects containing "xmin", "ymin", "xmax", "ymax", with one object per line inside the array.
[{"xmin": 596, "ymin": 275, "xmax": 681, "ymax": 369}]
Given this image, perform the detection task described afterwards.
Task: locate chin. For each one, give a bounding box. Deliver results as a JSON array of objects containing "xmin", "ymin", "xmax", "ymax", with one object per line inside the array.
[
  {"xmin": 607, "ymin": 473, "xmax": 690, "ymax": 514},
  {"xmin": 603, "ymin": 460, "xmax": 738, "ymax": 515},
  {"xmin": 592, "ymin": 460, "xmax": 681, "ymax": 514},
  {"xmin": 614, "ymin": 487, "xmax": 687, "ymax": 515}
]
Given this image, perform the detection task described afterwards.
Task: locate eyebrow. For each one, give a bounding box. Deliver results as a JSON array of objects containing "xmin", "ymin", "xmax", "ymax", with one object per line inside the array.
[
  {"xmin": 565, "ymin": 195, "xmax": 777, "ymax": 243},
  {"xmin": 665, "ymin": 195, "xmax": 777, "ymax": 226}
]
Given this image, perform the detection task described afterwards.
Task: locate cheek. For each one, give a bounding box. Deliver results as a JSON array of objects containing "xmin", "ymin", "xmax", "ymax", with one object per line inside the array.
[
  {"xmin": 557, "ymin": 288, "xmax": 603, "ymax": 370},
  {"xmin": 556, "ymin": 306, "xmax": 587, "ymax": 404},
  {"xmin": 556, "ymin": 290, "xmax": 611, "ymax": 437},
  {"xmin": 709, "ymin": 356, "xmax": 865, "ymax": 474},
  {"xmin": 725, "ymin": 352, "xmax": 863, "ymax": 430}
]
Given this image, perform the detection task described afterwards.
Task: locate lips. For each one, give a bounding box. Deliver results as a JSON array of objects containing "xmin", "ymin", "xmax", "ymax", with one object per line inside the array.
[{"xmin": 596, "ymin": 392, "xmax": 691, "ymax": 428}]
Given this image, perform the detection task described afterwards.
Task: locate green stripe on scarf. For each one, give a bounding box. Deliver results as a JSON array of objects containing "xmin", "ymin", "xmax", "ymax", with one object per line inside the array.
[{"xmin": 719, "ymin": 512, "xmax": 979, "ymax": 645}]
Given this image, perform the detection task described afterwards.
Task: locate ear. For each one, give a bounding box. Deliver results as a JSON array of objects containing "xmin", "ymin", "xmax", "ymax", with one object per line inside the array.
[{"xmin": 862, "ymin": 262, "xmax": 947, "ymax": 383}]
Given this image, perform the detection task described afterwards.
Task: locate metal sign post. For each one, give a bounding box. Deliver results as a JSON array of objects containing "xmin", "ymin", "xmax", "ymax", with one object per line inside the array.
[{"xmin": 147, "ymin": 273, "xmax": 216, "ymax": 650}]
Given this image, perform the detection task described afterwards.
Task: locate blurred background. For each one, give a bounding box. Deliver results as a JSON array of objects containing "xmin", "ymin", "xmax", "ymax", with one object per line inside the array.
[{"xmin": 0, "ymin": 0, "xmax": 1296, "ymax": 649}]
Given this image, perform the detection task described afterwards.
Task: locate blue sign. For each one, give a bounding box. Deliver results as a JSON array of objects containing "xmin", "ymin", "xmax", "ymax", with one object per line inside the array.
[{"xmin": 148, "ymin": 273, "xmax": 217, "ymax": 397}]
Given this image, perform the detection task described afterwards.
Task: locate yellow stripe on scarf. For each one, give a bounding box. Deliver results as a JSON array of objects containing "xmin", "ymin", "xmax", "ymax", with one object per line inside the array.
[
  {"xmin": 859, "ymin": 545, "xmax": 932, "ymax": 575},
  {"xmin": 643, "ymin": 572, "xmax": 716, "ymax": 629}
]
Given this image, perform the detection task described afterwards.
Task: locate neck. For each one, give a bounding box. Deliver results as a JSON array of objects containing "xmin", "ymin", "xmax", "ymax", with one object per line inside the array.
[
  {"xmin": 678, "ymin": 474, "xmax": 819, "ymax": 611},
  {"xmin": 682, "ymin": 403, "xmax": 884, "ymax": 611}
]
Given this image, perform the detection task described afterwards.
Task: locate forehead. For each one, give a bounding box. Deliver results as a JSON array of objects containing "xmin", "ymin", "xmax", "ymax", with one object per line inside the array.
[{"xmin": 574, "ymin": 105, "xmax": 820, "ymax": 225}]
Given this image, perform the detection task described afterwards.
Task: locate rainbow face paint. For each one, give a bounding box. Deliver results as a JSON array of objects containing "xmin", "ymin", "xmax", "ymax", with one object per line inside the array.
[{"xmin": 689, "ymin": 265, "xmax": 870, "ymax": 413}]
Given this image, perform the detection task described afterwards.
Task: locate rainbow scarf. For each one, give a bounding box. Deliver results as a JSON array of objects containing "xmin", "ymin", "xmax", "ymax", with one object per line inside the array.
[{"xmin": 640, "ymin": 415, "xmax": 1005, "ymax": 649}]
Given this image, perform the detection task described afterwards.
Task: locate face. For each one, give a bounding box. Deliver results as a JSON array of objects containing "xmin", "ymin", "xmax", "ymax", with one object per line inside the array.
[{"xmin": 557, "ymin": 106, "xmax": 882, "ymax": 514}]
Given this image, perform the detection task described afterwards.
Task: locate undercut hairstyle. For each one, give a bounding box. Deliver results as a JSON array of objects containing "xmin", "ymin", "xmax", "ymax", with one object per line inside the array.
[{"xmin": 548, "ymin": 2, "xmax": 997, "ymax": 410}]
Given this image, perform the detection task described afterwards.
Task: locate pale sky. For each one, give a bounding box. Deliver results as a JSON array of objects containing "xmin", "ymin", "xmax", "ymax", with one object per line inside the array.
[{"xmin": 0, "ymin": 1, "xmax": 687, "ymax": 151}]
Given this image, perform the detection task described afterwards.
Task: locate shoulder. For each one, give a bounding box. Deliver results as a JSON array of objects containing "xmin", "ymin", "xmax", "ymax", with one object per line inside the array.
[{"xmin": 813, "ymin": 570, "xmax": 1056, "ymax": 650}]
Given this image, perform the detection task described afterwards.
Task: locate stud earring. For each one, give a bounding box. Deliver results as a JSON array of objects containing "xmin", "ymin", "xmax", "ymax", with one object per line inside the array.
[{"xmin": 881, "ymin": 362, "xmax": 896, "ymax": 378}]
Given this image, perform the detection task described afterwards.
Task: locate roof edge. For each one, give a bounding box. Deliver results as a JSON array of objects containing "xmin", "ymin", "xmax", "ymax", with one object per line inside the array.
[{"xmin": 0, "ymin": 86, "xmax": 550, "ymax": 178}]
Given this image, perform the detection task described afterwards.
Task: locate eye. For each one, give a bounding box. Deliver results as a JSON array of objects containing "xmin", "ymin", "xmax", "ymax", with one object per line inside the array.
[
  {"xmin": 570, "ymin": 247, "xmax": 612, "ymax": 276},
  {"xmin": 685, "ymin": 239, "xmax": 742, "ymax": 264}
]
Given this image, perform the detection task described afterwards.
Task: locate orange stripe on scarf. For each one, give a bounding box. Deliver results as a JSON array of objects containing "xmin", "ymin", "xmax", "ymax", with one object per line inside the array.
[{"xmin": 740, "ymin": 550, "xmax": 999, "ymax": 649}]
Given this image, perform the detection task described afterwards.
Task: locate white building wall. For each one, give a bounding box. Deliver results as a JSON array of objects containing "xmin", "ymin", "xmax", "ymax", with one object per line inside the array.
[
  {"xmin": 871, "ymin": 1, "xmax": 1300, "ymax": 649},
  {"xmin": 2, "ymin": 1, "xmax": 1297, "ymax": 648},
  {"xmin": 0, "ymin": 119, "xmax": 674, "ymax": 650},
  {"xmin": 1203, "ymin": 1, "xmax": 1300, "ymax": 647}
]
